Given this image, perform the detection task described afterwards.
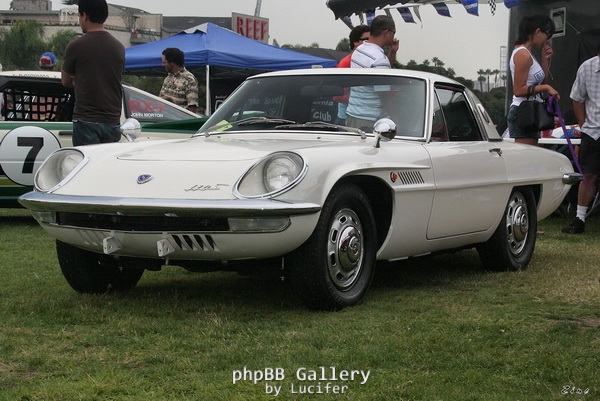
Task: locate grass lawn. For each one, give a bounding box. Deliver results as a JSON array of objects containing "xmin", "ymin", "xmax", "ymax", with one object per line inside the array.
[{"xmin": 0, "ymin": 208, "xmax": 598, "ymax": 400}]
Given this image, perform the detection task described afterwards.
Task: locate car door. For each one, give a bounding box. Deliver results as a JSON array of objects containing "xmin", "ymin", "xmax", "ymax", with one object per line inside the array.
[{"xmin": 425, "ymin": 84, "xmax": 508, "ymax": 239}]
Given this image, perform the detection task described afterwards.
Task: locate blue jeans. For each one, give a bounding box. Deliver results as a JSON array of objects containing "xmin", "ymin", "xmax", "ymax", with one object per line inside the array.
[
  {"xmin": 507, "ymin": 105, "xmax": 540, "ymax": 139},
  {"xmin": 73, "ymin": 120, "xmax": 122, "ymax": 146}
]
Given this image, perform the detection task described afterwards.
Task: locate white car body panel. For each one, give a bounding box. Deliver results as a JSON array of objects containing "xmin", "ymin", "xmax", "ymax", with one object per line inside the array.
[{"xmin": 22, "ymin": 132, "xmax": 573, "ymax": 262}]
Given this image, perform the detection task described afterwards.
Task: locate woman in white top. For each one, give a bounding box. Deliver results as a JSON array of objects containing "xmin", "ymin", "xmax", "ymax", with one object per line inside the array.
[{"xmin": 508, "ymin": 15, "xmax": 560, "ymax": 145}]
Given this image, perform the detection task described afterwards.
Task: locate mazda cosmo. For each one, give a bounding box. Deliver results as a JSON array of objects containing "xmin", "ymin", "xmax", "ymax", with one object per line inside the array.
[{"xmin": 19, "ymin": 69, "xmax": 579, "ymax": 310}]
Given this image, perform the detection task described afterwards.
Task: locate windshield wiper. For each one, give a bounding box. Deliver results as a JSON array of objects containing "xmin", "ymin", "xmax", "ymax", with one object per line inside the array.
[
  {"xmin": 201, "ymin": 116, "xmax": 297, "ymax": 136},
  {"xmin": 274, "ymin": 121, "xmax": 366, "ymax": 139}
]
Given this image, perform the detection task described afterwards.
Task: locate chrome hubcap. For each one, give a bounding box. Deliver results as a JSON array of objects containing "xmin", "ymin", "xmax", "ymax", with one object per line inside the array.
[
  {"xmin": 505, "ymin": 192, "xmax": 529, "ymax": 255},
  {"xmin": 327, "ymin": 208, "xmax": 364, "ymax": 290}
]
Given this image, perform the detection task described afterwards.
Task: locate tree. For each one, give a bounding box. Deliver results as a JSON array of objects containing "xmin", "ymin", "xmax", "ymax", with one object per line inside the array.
[
  {"xmin": 492, "ymin": 69, "xmax": 500, "ymax": 86},
  {"xmin": 280, "ymin": 42, "xmax": 320, "ymax": 49},
  {"xmin": 478, "ymin": 75, "xmax": 486, "ymax": 92},
  {"xmin": 472, "ymin": 86, "xmax": 507, "ymax": 125},
  {"xmin": 336, "ymin": 38, "xmax": 350, "ymax": 52},
  {"xmin": 46, "ymin": 29, "xmax": 78, "ymax": 68},
  {"xmin": 484, "ymin": 69, "xmax": 493, "ymax": 91},
  {"xmin": 431, "ymin": 57, "xmax": 444, "ymax": 68},
  {"xmin": 0, "ymin": 20, "xmax": 46, "ymax": 70}
]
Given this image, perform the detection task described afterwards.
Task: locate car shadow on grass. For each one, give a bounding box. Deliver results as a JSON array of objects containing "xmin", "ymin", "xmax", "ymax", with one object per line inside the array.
[
  {"xmin": 371, "ymin": 249, "xmax": 486, "ymax": 291},
  {"xmin": 117, "ymin": 249, "xmax": 486, "ymax": 310},
  {"xmin": 121, "ymin": 267, "xmax": 305, "ymax": 311}
]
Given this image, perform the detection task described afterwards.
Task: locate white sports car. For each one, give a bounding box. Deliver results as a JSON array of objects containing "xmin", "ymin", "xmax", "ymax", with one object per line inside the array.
[{"xmin": 19, "ymin": 69, "xmax": 580, "ymax": 310}]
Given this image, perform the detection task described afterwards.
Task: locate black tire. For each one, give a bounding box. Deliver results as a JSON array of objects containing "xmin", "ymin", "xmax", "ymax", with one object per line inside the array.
[
  {"xmin": 56, "ymin": 240, "xmax": 145, "ymax": 293},
  {"xmin": 477, "ymin": 187, "xmax": 537, "ymax": 271},
  {"xmin": 286, "ymin": 184, "xmax": 377, "ymax": 310}
]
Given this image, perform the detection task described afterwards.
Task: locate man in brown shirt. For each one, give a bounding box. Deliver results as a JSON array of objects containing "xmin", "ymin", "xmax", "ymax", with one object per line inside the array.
[{"xmin": 61, "ymin": 0, "xmax": 125, "ymax": 146}]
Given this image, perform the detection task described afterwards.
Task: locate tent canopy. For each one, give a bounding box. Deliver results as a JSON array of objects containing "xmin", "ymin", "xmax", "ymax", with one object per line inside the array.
[
  {"xmin": 125, "ymin": 23, "xmax": 337, "ymax": 114},
  {"xmin": 326, "ymin": 0, "xmax": 504, "ymax": 19},
  {"xmin": 125, "ymin": 22, "xmax": 337, "ymax": 73}
]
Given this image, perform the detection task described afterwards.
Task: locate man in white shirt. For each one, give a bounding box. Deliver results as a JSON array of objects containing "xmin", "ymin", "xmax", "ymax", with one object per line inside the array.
[
  {"xmin": 562, "ymin": 43, "xmax": 600, "ymax": 234},
  {"xmin": 346, "ymin": 16, "xmax": 399, "ymax": 130}
]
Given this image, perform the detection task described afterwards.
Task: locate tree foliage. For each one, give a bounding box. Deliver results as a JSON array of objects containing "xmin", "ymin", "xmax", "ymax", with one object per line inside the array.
[
  {"xmin": 45, "ymin": 29, "xmax": 78, "ymax": 67},
  {"xmin": 472, "ymin": 86, "xmax": 507, "ymax": 125},
  {"xmin": 0, "ymin": 20, "xmax": 46, "ymax": 70},
  {"xmin": 336, "ymin": 38, "xmax": 350, "ymax": 52},
  {"xmin": 0, "ymin": 20, "xmax": 78, "ymax": 71}
]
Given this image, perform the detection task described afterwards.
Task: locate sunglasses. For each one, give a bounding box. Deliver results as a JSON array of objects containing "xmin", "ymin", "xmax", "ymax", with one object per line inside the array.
[
  {"xmin": 359, "ymin": 37, "xmax": 369, "ymax": 41},
  {"xmin": 543, "ymin": 30, "xmax": 553, "ymax": 39}
]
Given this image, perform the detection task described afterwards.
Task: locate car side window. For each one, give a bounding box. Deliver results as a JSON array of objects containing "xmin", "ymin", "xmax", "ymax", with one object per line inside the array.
[
  {"xmin": 431, "ymin": 93, "xmax": 449, "ymax": 142},
  {"xmin": 2, "ymin": 88, "xmax": 73, "ymax": 122},
  {"xmin": 434, "ymin": 86, "xmax": 482, "ymax": 141}
]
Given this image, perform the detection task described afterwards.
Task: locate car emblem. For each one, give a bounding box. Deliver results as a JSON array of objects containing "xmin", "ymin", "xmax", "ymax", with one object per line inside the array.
[
  {"xmin": 137, "ymin": 174, "xmax": 153, "ymax": 184},
  {"xmin": 390, "ymin": 172, "xmax": 398, "ymax": 183}
]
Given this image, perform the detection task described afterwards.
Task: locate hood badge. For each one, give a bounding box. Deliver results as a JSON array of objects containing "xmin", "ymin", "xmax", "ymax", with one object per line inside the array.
[
  {"xmin": 185, "ymin": 184, "xmax": 229, "ymax": 192},
  {"xmin": 137, "ymin": 174, "xmax": 153, "ymax": 184}
]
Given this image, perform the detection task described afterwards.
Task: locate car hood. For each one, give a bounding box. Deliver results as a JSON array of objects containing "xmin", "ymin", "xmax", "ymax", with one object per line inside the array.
[
  {"xmin": 116, "ymin": 134, "xmax": 363, "ymax": 162},
  {"xmin": 51, "ymin": 133, "xmax": 379, "ymax": 200}
]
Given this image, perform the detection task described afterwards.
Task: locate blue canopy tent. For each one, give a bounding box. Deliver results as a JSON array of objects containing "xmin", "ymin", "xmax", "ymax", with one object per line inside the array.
[{"xmin": 125, "ymin": 23, "xmax": 337, "ymax": 114}]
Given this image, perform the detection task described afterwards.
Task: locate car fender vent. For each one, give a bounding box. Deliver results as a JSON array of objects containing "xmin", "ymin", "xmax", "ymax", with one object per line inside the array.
[
  {"xmin": 169, "ymin": 234, "xmax": 219, "ymax": 252},
  {"xmin": 398, "ymin": 170, "xmax": 425, "ymax": 185}
]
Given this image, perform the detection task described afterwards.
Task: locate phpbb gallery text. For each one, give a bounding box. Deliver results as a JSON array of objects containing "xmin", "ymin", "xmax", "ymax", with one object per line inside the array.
[{"xmin": 232, "ymin": 366, "xmax": 371, "ymax": 396}]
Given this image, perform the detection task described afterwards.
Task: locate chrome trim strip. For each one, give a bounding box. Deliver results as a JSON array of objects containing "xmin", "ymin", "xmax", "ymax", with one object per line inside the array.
[{"xmin": 19, "ymin": 191, "xmax": 321, "ymax": 217}]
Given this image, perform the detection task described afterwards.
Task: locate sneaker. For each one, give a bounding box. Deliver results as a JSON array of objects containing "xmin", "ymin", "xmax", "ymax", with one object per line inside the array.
[{"xmin": 561, "ymin": 217, "xmax": 585, "ymax": 234}]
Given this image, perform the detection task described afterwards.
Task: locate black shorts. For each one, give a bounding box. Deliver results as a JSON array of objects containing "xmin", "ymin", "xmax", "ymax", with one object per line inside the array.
[{"xmin": 579, "ymin": 133, "xmax": 600, "ymax": 175}]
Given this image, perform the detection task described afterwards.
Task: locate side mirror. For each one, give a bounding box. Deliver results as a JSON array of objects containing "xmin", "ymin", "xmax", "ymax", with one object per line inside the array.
[
  {"xmin": 373, "ymin": 118, "xmax": 396, "ymax": 148},
  {"xmin": 120, "ymin": 118, "xmax": 141, "ymax": 142}
]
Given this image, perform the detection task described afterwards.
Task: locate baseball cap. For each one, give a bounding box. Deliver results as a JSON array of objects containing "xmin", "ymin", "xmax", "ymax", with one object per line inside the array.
[{"xmin": 39, "ymin": 52, "xmax": 58, "ymax": 68}]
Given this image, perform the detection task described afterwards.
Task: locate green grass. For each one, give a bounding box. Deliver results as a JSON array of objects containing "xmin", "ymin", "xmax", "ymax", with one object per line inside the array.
[{"xmin": 0, "ymin": 208, "xmax": 598, "ymax": 400}]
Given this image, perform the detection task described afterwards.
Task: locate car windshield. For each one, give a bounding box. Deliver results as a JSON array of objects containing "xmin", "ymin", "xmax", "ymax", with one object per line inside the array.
[{"xmin": 199, "ymin": 74, "xmax": 427, "ymax": 138}]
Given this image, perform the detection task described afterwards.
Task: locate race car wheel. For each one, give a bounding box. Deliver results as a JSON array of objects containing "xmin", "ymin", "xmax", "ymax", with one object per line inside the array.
[
  {"xmin": 56, "ymin": 240, "xmax": 145, "ymax": 293},
  {"xmin": 477, "ymin": 187, "xmax": 537, "ymax": 271},
  {"xmin": 287, "ymin": 183, "xmax": 377, "ymax": 310}
]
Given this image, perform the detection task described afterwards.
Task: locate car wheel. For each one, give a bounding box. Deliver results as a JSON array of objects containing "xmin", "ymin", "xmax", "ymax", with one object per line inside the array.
[
  {"xmin": 287, "ymin": 183, "xmax": 377, "ymax": 310},
  {"xmin": 477, "ymin": 187, "xmax": 537, "ymax": 271},
  {"xmin": 56, "ymin": 240, "xmax": 145, "ymax": 293}
]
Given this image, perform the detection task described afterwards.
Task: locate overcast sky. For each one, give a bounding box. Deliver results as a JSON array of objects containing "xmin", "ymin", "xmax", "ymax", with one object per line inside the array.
[{"xmin": 0, "ymin": 0, "xmax": 512, "ymax": 79}]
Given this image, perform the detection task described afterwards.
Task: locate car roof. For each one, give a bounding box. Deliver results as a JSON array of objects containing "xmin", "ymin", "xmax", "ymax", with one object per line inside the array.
[
  {"xmin": 250, "ymin": 67, "xmax": 461, "ymax": 86},
  {"xmin": 0, "ymin": 70, "xmax": 61, "ymax": 79}
]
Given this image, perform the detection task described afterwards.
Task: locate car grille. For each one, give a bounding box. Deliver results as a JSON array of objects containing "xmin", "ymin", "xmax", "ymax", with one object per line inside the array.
[{"xmin": 56, "ymin": 212, "xmax": 230, "ymax": 232}]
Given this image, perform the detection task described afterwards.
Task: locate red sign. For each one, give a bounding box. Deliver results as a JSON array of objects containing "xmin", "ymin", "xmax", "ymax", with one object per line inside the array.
[{"xmin": 232, "ymin": 13, "xmax": 269, "ymax": 43}]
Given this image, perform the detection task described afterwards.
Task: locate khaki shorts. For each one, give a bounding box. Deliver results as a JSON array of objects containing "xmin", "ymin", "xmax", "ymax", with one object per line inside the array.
[{"xmin": 346, "ymin": 115, "xmax": 375, "ymax": 131}]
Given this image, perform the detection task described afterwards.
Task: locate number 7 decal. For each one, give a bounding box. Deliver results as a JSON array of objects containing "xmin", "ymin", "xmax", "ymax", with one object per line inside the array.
[
  {"xmin": 17, "ymin": 136, "xmax": 44, "ymax": 174},
  {"xmin": 0, "ymin": 126, "xmax": 61, "ymax": 186}
]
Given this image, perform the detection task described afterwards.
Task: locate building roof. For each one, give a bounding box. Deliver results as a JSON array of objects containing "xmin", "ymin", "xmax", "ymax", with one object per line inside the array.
[
  {"xmin": 162, "ymin": 17, "xmax": 232, "ymax": 34},
  {"xmin": 109, "ymin": 4, "xmax": 153, "ymax": 15}
]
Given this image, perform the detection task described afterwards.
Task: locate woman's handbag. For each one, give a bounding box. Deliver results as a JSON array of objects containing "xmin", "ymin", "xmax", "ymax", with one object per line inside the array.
[{"xmin": 517, "ymin": 85, "xmax": 556, "ymax": 131}]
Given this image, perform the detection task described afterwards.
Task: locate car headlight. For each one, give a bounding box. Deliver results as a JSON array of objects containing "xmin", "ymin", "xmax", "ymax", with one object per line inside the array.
[
  {"xmin": 235, "ymin": 152, "xmax": 307, "ymax": 198},
  {"xmin": 35, "ymin": 149, "xmax": 86, "ymax": 192}
]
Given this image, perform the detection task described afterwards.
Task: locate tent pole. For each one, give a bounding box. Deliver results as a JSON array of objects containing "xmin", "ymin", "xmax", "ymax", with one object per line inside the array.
[{"xmin": 205, "ymin": 65, "xmax": 211, "ymax": 115}]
